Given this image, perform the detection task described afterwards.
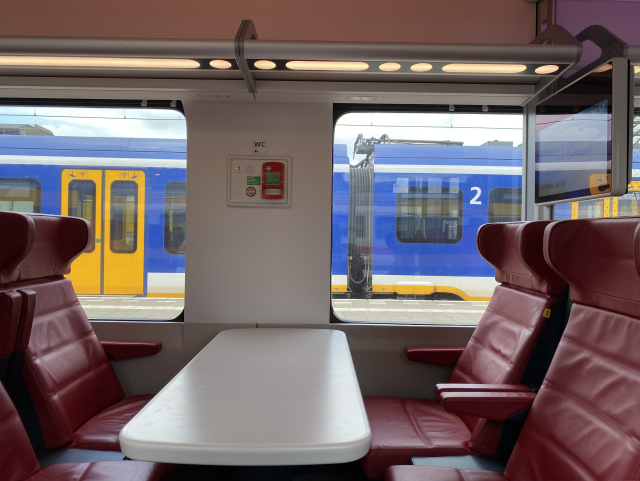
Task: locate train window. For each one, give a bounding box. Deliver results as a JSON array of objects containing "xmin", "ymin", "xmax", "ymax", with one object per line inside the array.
[
  {"xmin": 0, "ymin": 178, "xmax": 41, "ymax": 213},
  {"xmin": 164, "ymin": 182, "xmax": 186, "ymax": 254},
  {"xmin": 68, "ymin": 180, "xmax": 96, "ymax": 253},
  {"xmin": 488, "ymin": 188, "xmax": 521, "ymax": 223},
  {"xmin": 0, "ymin": 104, "xmax": 186, "ymax": 321},
  {"xmin": 332, "ymin": 110, "xmax": 523, "ymax": 325},
  {"xmin": 396, "ymin": 186, "xmax": 463, "ymax": 244},
  {"xmin": 110, "ymin": 181, "xmax": 138, "ymax": 254}
]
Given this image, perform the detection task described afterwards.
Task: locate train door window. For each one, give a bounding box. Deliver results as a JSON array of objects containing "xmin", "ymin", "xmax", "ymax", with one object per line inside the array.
[
  {"xmin": 110, "ymin": 181, "xmax": 138, "ymax": 254},
  {"xmin": 332, "ymin": 109, "xmax": 523, "ymax": 325},
  {"xmin": 0, "ymin": 178, "xmax": 41, "ymax": 213},
  {"xmin": 164, "ymin": 182, "xmax": 186, "ymax": 254},
  {"xmin": 488, "ymin": 188, "xmax": 521, "ymax": 223},
  {"xmin": 68, "ymin": 180, "xmax": 96, "ymax": 252},
  {"xmin": 0, "ymin": 103, "xmax": 186, "ymax": 321},
  {"xmin": 396, "ymin": 186, "xmax": 463, "ymax": 243}
]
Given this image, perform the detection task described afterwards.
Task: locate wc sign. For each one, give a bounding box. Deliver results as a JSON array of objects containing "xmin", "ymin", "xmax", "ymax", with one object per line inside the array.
[{"xmin": 253, "ymin": 141, "xmax": 267, "ymax": 154}]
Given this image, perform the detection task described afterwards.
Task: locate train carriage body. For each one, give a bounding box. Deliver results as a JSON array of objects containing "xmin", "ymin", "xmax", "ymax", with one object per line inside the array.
[
  {"xmin": 332, "ymin": 143, "xmax": 524, "ymax": 301},
  {"xmin": 0, "ymin": 135, "xmax": 186, "ymax": 297}
]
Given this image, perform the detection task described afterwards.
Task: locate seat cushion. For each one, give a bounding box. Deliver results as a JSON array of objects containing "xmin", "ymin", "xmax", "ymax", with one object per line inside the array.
[
  {"xmin": 70, "ymin": 395, "xmax": 153, "ymax": 451},
  {"xmin": 362, "ymin": 397, "xmax": 472, "ymax": 480},
  {"xmin": 386, "ymin": 466, "xmax": 506, "ymax": 481},
  {"xmin": 27, "ymin": 461, "xmax": 171, "ymax": 481}
]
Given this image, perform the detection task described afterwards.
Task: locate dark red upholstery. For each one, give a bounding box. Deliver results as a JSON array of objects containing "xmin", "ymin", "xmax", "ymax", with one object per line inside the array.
[
  {"xmin": 100, "ymin": 341, "xmax": 162, "ymax": 361},
  {"xmin": 384, "ymin": 217, "xmax": 640, "ymax": 481},
  {"xmin": 362, "ymin": 221, "xmax": 566, "ymax": 479},
  {"xmin": 0, "ymin": 211, "xmax": 35, "ymax": 284},
  {"xmin": 0, "ymin": 377, "xmax": 169, "ymax": 481},
  {"xmin": 5, "ymin": 213, "xmax": 91, "ymax": 283},
  {"xmin": 478, "ymin": 221, "xmax": 565, "ymax": 296},
  {"xmin": 0, "ymin": 290, "xmax": 21, "ymax": 357},
  {"xmin": 405, "ymin": 348, "xmax": 464, "ymax": 366},
  {"xmin": 386, "ymin": 466, "xmax": 506, "ymax": 481},
  {"xmin": 71, "ymin": 394, "xmax": 153, "ymax": 450},
  {"xmin": 0, "ymin": 212, "xmax": 153, "ymax": 451},
  {"xmin": 439, "ymin": 391, "xmax": 536, "ymax": 421},
  {"xmin": 14, "ymin": 289, "xmax": 36, "ymax": 351}
]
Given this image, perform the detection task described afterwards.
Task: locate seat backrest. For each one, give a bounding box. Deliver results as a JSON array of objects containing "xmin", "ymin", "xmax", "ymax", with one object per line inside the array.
[
  {"xmin": 448, "ymin": 221, "xmax": 566, "ymax": 437},
  {"xmin": 505, "ymin": 217, "xmax": 640, "ymax": 481},
  {"xmin": 0, "ymin": 379, "xmax": 40, "ymax": 481},
  {"xmin": 0, "ymin": 212, "xmax": 125, "ymax": 449}
]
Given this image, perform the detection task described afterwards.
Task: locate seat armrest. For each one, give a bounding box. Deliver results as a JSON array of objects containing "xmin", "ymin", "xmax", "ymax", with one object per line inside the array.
[
  {"xmin": 435, "ymin": 383, "xmax": 531, "ymax": 396},
  {"xmin": 100, "ymin": 341, "xmax": 162, "ymax": 360},
  {"xmin": 439, "ymin": 391, "xmax": 536, "ymax": 421},
  {"xmin": 405, "ymin": 347, "xmax": 465, "ymax": 365}
]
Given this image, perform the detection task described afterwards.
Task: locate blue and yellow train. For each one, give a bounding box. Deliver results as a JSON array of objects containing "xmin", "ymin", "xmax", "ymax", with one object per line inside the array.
[
  {"xmin": 1, "ymin": 135, "xmax": 638, "ymax": 300},
  {"xmin": 332, "ymin": 141, "xmax": 640, "ymax": 301},
  {"xmin": 0, "ymin": 135, "xmax": 186, "ymax": 297}
]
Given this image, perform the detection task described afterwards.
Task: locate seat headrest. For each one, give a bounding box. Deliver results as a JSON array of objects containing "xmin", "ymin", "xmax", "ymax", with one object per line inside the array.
[
  {"xmin": 545, "ymin": 217, "xmax": 640, "ymax": 318},
  {"xmin": 0, "ymin": 212, "xmax": 35, "ymax": 284},
  {"xmin": 0, "ymin": 213, "xmax": 91, "ymax": 284},
  {"xmin": 477, "ymin": 221, "xmax": 566, "ymax": 296}
]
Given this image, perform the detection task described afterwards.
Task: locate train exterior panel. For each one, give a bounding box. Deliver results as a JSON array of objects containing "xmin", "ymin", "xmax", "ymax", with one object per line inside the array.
[
  {"xmin": 0, "ymin": 136, "xmax": 186, "ymax": 297},
  {"xmin": 371, "ymin": 144, "xmax": 522, "ymax": 300},
  {"xmin": 331, "ymin": 143, "xmax": 523, "ymax": 301}
]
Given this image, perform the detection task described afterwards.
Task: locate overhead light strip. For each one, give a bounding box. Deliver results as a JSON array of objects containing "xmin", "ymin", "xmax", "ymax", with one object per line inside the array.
[
  {"xmin": 442, "ymin": 63, "xmax": 527, "ymax": 74},
  {"xmin": 0, "ymin": 56, "xmax": 200, "ymax": 69},
  {"xmin": 285, "ymin": 61, "xmax": 369, "ymax": 71}
]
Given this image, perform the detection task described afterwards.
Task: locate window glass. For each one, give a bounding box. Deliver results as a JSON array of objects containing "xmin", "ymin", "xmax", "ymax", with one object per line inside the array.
[
  {"xmin": 397, "ymin": 186, "xmax": 463, "ymax": 243},
  {"xmin": 68, "ymin": 180, "xmax": 96, "ymax": 252},
  {"xmin": 164, "ymin": 182, "xmax": 186, "ymax": 254},
  {"xmin": 332, "ymin": 111, "xmax": 523, "ymax": 325},
  {"xmin": 0, "ymin": 178, "xmax": 41, "ymax": 213},
  {"xmin": 110, "ymin": 181, "xmax": 138, "ymax": 254},
  {"xmin": 488, "ymin": 188, "xmax": 522, "ymax": 223},
  {"xmin": 552, "ymin": 106, "xmax": 640, "ymax": 221},
  {"xmin": 0, "ymin": 105, "xmax": 186, "ymax": 321}
]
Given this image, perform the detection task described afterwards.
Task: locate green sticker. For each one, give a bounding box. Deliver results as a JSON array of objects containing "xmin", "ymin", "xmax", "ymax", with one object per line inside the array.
[
  {"xmin": 265, "ymin": 172, "xmax": 280, "ymax": 186},
  {"xmin": 247, "ymin": 176, "xmax": 261, "ymax": 185}
]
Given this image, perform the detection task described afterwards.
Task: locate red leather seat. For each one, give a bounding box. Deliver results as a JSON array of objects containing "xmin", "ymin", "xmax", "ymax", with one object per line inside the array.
[
  {"xmin": 385, "ymin": 217, "xmax": 640, "ymax": 481},
  {"xmin": 363, "ymin": 221, "xmax": 567, "ymax": 479},
  {"xmin": 0, "ymin": 212, "xmax": 154, "ymax": 451},
  {"xmin": 0, "ymin": 371, "xmax": 170, "ymax": 481}
]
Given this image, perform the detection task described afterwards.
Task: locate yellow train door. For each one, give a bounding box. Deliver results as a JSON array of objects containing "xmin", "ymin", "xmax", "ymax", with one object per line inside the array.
[
  {"xmin": 62, "ymin": 169, "xmax": 145, "ymax": 295},
  {"xmin": 61, "ymin": 169, "xmax": 102, "ymax": 294},
  {"xmin": 103, "ymin": 170, "xmax": 145, "ymax": 295}
]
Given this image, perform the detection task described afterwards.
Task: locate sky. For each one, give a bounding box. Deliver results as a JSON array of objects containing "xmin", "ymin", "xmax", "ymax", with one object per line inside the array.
[
  {"xmin": 0, "ymin": 106, "xmax": 187, "ymax": 139},
  {"xmin": 0, "ymin": 107, "xmax": 526, "ymax": 165},
  {"xmin": 335, "ymin": 112, "xmax": 524, "ymax": 163}
]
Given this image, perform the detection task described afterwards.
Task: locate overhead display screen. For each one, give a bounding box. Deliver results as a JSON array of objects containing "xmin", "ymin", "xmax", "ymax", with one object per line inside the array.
[{"xmin": 535, "ymin": 64, "xmax": 614, "ymax": 204}]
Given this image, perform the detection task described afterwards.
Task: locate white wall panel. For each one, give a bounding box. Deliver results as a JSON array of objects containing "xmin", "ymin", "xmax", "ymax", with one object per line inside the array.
[{"xmin": 184, "ymin": 101, "xmax": 333, "ymax": 324}]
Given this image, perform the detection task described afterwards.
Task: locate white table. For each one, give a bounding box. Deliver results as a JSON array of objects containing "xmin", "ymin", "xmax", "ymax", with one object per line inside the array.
[{"xmin": 120, "ymin": 328, "xmax": 371, "ymax": 466}]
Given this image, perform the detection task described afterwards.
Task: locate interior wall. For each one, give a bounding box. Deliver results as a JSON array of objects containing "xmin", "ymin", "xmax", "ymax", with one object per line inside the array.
[
  {"xmin": 0, "ymin": 0, "xmax": 535, "ymax": 44},
  {"xmin": 92, "ymin": 321, "xmax": 475, "ymax": 399},
  {"xmin": 184, "ymin": 101, "xmax": 333, "ymax": 324}
]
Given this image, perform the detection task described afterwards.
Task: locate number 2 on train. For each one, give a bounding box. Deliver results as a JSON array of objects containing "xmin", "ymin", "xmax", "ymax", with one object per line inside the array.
[{"xmin": 470, "ymin": 187, "xmax": 482, "ymax": 204}]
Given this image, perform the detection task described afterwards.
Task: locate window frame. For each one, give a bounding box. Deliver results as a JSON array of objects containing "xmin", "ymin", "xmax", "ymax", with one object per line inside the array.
[
  {"xmin": 0, "ymin": 97, "xmax": 186, "ymax": 323},
  {"xmin": 330, "ymin": 104, "xmax": 524, "ymax": 325}
]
